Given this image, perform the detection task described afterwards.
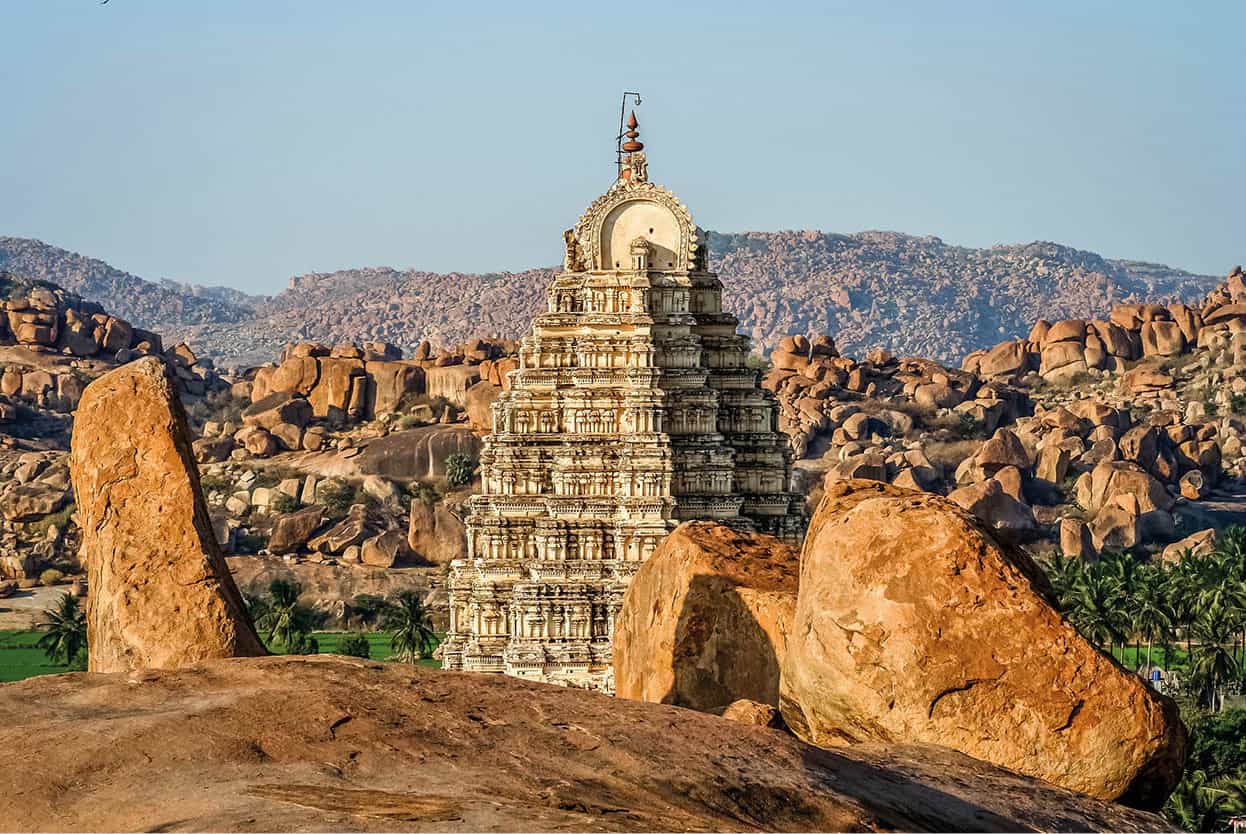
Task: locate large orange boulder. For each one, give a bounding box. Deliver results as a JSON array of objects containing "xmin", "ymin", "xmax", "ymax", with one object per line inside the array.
[
  {"xmin": 407, "ymin": 496, "xmax": 467, "ymax": 564},
  {"xmin": 364, "ymin": 360, "xmax": 424, "ymax": 417},
  {"xmin": 780, "ymin": 480, "xmax": 1186, "ymax": 809},
  {"xmin": 308, "ymin": 356, "xmax": 365, "ymax": 419},
  {"xmin": 976, "ymin": 340, "xmax": 1032, "ymax": 378},
  {"xmin": 463, "ymin": 379, "xmax": 502, "ymax": 431},
  {"xmin": 70, "ymin": 357, "xmax": 267, "ymax": 673},
  {"xmin": 264, "ymin": 354, "xmax": 320, "ymax": 397},
  {"xmin": 614, "ymin": 522, "xmax": 799, "ymax": 713}
]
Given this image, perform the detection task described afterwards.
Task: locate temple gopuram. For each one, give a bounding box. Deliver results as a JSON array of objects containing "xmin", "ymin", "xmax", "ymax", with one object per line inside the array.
[{"xmin": 441, "ymin": 112, "xmax": 803, "ymax": 690}]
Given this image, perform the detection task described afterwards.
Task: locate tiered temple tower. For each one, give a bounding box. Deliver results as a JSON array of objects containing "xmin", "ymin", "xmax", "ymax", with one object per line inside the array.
[{"xmin": 441, "ymin": 113, "xmax": 803, "ymax": 690}]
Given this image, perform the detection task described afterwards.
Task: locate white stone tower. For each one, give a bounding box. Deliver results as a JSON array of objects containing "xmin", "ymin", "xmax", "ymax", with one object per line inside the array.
[{"xmin": 441, "ymin": 112, "xmax": 803, "ymax": 690}]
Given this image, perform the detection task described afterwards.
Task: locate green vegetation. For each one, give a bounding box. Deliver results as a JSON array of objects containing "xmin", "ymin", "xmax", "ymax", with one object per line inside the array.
[
  {"xmin": 1230, "ymin": 393, "xmax": 1246, "ymax": 416},
  {"xmin": 395, "ymin": 392, "xmax": 452, "ymax": 424},
  {"xmin": 250, "ymin": 579, "xmax": 320, "ymax": 654},
  {"xmin": 1041, "ymin": 526, "xmax": 1246, "ymax": 830},
  {"xmin": 24, "ymin": 502, "xmax": 75, "ymax": 539},
  {"xmin": 199, "ymin": 473, "xmax": 235, "ymax": 495},
  {"xmin": 247, "ymin": 584, "xmax": 443, "ymax": 665},
  {"xmin": 395, "ymin": 414, "xmax": 422, "ymax": 431},
  {"xmin": 383, "ymin": 589, "xmax": 439, "ymax": 663},
  {"xmin": 183, "ymin": 388, "xmax": 248, "ymax": 430},
  {"xmin": 1202, "ymin": 387, "xmax": 1221, "ymax": 417},
  {"xmin": 444, "ymin": 452, "xmax": 476, "ymax": 488},
  {"xmin": 262, "ymin": 630, "xmax": 440, "ymax": 667},
  {"xmin": 269, "ymin": 492, "xmax": 299, "ymax": 514},
  {"xmin": 1, "ymin": 586, "xmax": 443, "ymax": 683},
  {"xmin": 317, "ymin": 479, "xmax": 366, "ymax": 518},
  {"xmin": 1043, "ymin": 528, "xmax": 1246, "ymax": 706},
  {"xmin": 954, "ymin": 411, "xmax": 982, "ymax": 440},
  {"xmin": 35, "ymin": 592, "xmax": 87, "ymax": 669},
  {"xmin": 0, "ymin": 630, "xmax": 76, "ymax": 681},
  {"xmin": 336, "ymin": 632, "xmax": 371, "ymax": 659},
  {"xmin": 1165, "ymin": 711, "xmax": 1246, "ymax": 831}
]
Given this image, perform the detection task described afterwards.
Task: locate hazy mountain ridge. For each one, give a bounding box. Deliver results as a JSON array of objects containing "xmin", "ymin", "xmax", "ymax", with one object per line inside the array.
[
  {"xmin": 0, "ymin": 237, "xmax": 261, "ymax": 330},
  {"xmin": 0, "ymin": 233, "xmax": 1219, "ymax": 367},
  {"xmin": 710, "ymin": 231, "xmax": 1220, "ymax": 360}
]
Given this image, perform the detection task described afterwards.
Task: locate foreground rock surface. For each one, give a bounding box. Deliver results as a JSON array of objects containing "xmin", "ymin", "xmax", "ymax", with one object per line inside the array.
[
  {"xmin": 0, "ymin": 656, "xmax": 1167, "ymax": 833},
  {"xmin": 614, "ymin": 522, "xmax": 799, "ymax": 712},
  {"xmin": 69, "ymin": 357, "xmax": 265, "ymax": 672},
  {"xmin": 781, "ymin": 480, "xmax": 1186, "ymax": 809}
]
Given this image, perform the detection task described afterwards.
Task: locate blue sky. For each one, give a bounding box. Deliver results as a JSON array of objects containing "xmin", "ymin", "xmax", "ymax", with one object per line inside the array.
[{"xmin": 2, "ymin": 1, "xmax": 1241, "ymax": 295}]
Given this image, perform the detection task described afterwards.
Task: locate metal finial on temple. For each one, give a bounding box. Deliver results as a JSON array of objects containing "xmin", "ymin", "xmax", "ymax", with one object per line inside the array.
[{"xmin": 615, "ymin": 91, "xmax": 643, "ymax": 175}]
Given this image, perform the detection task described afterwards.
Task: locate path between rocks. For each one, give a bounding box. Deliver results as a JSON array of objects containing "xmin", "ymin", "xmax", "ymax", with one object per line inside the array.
[
  {"xmin": 0, "ymin": 584, "xmax": 66, "ymax": 630},
  {"xmin": 1175, "ymin": 484, "xmax": 1246, "ymax": 534}
]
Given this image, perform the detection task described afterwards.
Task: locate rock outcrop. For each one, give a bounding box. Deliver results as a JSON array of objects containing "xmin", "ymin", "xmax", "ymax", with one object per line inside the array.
[
  {"xmin": 613, "ymin": 522, "xmax": 799, "ymax": 713},
  {"xmin": 69, "ymin": 357, "xmax": 266, "ymax": 672},
  {"xmin": 780, "ymin": 480, "xmax": 1186, "ymax": 809},
  {"xmin": 0, "ymin": 655, "xmax": 1169, "ymax": 833},
  {"xmin": 407, "ymin": 495, "xmax": 468, "ymax": 564},
  {"xmin": 964, "ymin": 266, "xmax": 1246, "ymax": 385},
  {"xmin": 0, "ymin": 271, "xmax": 223, "ymax": 416}
]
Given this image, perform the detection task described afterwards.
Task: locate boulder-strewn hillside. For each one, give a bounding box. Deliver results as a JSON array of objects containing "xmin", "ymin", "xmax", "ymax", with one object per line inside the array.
[
  {"xmin": 0, "ymin": 237, "xmax": 259, "ymax": 330},
  {"xmin": 2, "ymin": 233, "xmax": 1218, "ymax": 367},
  {"xmin": 226, "ymin": 266, "xmax": 552, "ymax": 368},
  {"xmin": 712, "ymin": 233, "xmax": 1219, "ymax": 360}
]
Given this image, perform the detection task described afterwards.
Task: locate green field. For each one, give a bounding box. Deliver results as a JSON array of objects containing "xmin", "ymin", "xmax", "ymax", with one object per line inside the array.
[
  {"xmin": 1110, "ymin": 644, "xmax": 1190, "ymax": 671},
  {"xmin": 0, "ymin": 630, "xmax": 76, "ymax": 682},
  {"xmin": 266, "ymin": 630, "xmax": 442, "ymax": 668},
  {"xmin": 0, "ymin": 629, "xmax": 440, "ymax": 683}
]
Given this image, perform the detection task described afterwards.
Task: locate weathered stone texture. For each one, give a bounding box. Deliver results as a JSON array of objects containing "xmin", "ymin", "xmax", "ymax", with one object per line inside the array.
[
  {"xmin": 69, "ymin": 357, "xmax": 266, "ymax": 672},
  {"xmin": 780, "ymin": 480, "xmax": 1186, "ymax": 809},
  {"xmin": 614, "ymin": 522, "xmax": 798, "ymax": 712}
]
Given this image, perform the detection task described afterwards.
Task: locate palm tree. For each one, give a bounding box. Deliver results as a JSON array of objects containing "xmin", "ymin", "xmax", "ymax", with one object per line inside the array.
[
  {"xmin": 1190, "ymin": 607, "xmax": 1241, "ymax": 711},
  {"xmin": 1131, "ymin": 563, "xmax": 1174, "ymax": 672},
  {"xmin": 384, "ymin": 590, "xmax": 438, "ymax": 664},
  {"xmin": 1197, "ymin": 551, "xmax": 1246, "ymax": 618},
  {"xmin": 256, "ymin": 579, "xmax": 316, "ymax": 653},
  {"xmin": 1042, "ymin": 553, "xmax": 1085, "ymax": 614},
  {"xmin": 1070, "ymin": 569, "xmax": 1127, "ymax": 657},
  {"xmin": 1164, "ymin": 770, "xmax": 1246, "ymax": 833},
  {"xmin": 1097, "ymin": 550, "xmax": 1142, "ymax": 661},
  {"xmin": 1165, "ymin": 557, "xmax": 1202, "ymax": 664},
  {"xmin": 36, "ymin": 592, "xmax": 87, "ymax": 667}
]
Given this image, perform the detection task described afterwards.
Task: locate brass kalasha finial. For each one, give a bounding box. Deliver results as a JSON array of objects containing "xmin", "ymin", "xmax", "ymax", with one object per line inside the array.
[{"xmin": 622, "ymin": 111, "xmax": 643, "ymax": 153}]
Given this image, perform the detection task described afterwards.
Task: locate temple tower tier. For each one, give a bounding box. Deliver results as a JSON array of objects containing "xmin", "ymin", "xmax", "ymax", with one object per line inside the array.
[{"xmin": 442, "ymin": 117, "xmax": 804, "ymax": 691}]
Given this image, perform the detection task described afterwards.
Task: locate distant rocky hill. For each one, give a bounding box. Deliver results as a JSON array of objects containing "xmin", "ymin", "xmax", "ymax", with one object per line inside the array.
[
  {"xmin": 710, "ymin": 232, "xmax": 1219, "ymax": 360},
  {"xmin": 0, "ymin": 237, "xmax": 260, "ymax": 331},
  {"xmin": 1, "ymin": 233, "xmax": 1218, "ymax": 367}
]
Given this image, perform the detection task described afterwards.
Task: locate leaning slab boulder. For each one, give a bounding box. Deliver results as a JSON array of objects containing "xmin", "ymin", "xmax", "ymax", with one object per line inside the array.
[
  {"xmin": 614, "ymin": 521, "xmax": 799, "ymax": 713},
  {"xmin": 780, "ymin": 479, "xmax": 1186, "ymax": 809},
  {"xmin": 70, "ymin": 357, "xmax": 266, "ymax": 673},
  {"xmin": 268, "ymin": 505, "xmax": 325, "ymax": 555}
]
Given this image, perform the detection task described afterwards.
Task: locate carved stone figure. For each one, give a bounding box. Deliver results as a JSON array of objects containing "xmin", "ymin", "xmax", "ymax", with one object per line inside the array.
[{"xmin": 562, "ymin": 229, "xmax": 584, "ymax": 272}]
